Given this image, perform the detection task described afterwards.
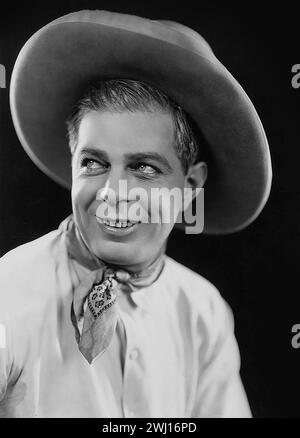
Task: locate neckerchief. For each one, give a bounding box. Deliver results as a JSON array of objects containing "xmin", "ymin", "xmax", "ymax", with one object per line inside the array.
[{"xmin": 59, "ymin": 215, "xmax": 165, "ymax": 364}]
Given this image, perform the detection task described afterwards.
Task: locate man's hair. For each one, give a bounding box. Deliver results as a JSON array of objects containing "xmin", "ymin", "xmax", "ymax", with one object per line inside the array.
[{"xmin": 66, "ymin": 78, "xmax": 202, "ymax": 174}]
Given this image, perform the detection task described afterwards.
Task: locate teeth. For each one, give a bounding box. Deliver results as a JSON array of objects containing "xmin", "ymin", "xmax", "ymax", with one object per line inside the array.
[{"xmin": 99, "ymin": 218, "xmax": 135, "ymax": 228}]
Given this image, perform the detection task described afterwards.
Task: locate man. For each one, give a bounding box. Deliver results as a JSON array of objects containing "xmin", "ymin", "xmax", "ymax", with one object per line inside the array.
[{"xmin": 0, "ymin": 10, "xmax": 272, "ymax": 417}]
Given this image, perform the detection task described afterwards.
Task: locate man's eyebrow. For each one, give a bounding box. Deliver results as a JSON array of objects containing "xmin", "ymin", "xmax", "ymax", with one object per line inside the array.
[
  {"xmin": 78, "ymin": 147, "xmax": 109, "ymax": 161},
  {"xmin": 125, "ymin": 152, "xmax": 173, "ymax": 173}
]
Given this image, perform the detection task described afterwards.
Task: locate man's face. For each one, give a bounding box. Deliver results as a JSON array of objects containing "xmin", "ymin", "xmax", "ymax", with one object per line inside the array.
[{"xmin": 71, "ymin": 110, "xmax": 188, "ymax": 270}]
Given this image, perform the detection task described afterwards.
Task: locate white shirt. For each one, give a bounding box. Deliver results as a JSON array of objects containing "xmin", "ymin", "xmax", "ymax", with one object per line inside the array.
[{"xmin": 0, "ymin": 225, "xmax": 251, "ymax": 418}]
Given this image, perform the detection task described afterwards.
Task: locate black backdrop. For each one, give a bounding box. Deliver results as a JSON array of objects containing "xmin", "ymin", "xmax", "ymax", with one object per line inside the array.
[{"xmin": 0, "ymin": 1, "xmax": 299, "ymax": 418}]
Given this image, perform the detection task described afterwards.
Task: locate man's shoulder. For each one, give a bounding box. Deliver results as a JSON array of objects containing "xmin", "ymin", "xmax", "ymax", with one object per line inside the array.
[
  {"xmin": 164, "ymin": 256, "xmax": 233, "ymax": 327},
  {"xmin": 0, "ymin": 228, "xmax": 65, "ymax": 309},
  {"xmin": 0, "ymin": 229, "xmax": 62, "ymax": 272},
  {"xmin": 164, "ymin": 256, "xmax": 220, "ymax": 297}
]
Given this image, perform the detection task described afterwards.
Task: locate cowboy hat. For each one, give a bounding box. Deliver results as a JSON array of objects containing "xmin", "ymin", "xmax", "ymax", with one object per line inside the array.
[{"xmin": 9, "ymin": 10, "xmax": 272, "ymax": 234}]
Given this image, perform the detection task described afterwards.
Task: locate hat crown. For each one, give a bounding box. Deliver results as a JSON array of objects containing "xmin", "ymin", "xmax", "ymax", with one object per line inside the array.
[{"xmin": 46, "ymin": 10, "xmax": 216, "ymax": 61}]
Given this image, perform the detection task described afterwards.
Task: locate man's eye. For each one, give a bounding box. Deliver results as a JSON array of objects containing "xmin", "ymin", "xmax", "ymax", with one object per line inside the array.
[
  {"xmin": 81, "ymin": 158, "xmax": 105, "ymax": 172},
  {"xmin": 135, "ymin": 164, "xmax": 159, "ymax": 175}
]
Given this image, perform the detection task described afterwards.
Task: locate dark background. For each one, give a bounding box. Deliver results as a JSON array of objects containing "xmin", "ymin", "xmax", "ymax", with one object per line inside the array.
[{"xmin": 0, "ymin": 1, "xmax": 299, "ymax": 418}]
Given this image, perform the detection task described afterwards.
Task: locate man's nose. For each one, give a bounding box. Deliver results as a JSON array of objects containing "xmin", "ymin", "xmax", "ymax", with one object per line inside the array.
[{"xmin": 96, "ymin": 168, "xmax": 129, "ymax": 206}]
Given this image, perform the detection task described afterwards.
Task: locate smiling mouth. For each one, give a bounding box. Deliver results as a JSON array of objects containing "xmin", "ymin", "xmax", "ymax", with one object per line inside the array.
[{"xmin": 96, "ymin": 216, "xmax": 141, "ymax": 229}]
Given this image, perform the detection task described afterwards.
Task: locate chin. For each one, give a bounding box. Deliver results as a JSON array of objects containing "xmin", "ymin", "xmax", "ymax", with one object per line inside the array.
[{"xmin": 91, "ymin": 241, "xmax": 143, "ymax": 267}]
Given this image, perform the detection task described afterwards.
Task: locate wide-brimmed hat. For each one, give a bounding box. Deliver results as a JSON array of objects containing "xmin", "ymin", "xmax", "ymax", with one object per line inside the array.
[{"xmin": 10, "ymin": 10, "xmax": 272, "ymax": 234}]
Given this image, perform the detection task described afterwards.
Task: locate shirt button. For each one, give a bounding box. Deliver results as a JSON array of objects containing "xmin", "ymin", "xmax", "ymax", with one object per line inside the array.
[{"xmin": 129, "ymin": 349, "xmax": 139, "ymax": 360}]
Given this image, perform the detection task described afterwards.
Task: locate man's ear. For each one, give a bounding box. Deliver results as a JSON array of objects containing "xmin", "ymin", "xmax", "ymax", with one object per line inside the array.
[
  {"xmin": 185, "ymin": 161, "xmax": 208, "ymax": 192},
  {"xmin": 179, "ymin": 161, "xmax": 207, "ymax": 219}
]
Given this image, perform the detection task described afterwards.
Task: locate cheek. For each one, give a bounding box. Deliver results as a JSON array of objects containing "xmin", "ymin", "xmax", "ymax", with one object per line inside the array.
[
  {"xmin": 71, "ymin": 180, "xmax": 97, "ymax": 217},
  {"xmin": 146, "ymin": 187, "xmax": 184, "ymax": 225},
  {"xmin": 137, "ymin": 173, "xmax": 185, "ymax": 219}
]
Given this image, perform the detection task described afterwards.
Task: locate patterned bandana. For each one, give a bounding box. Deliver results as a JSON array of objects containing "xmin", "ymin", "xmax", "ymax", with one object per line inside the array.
[{"xmin": 59, "ymin": 215, "xmax": 165, "ymax": 364}]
